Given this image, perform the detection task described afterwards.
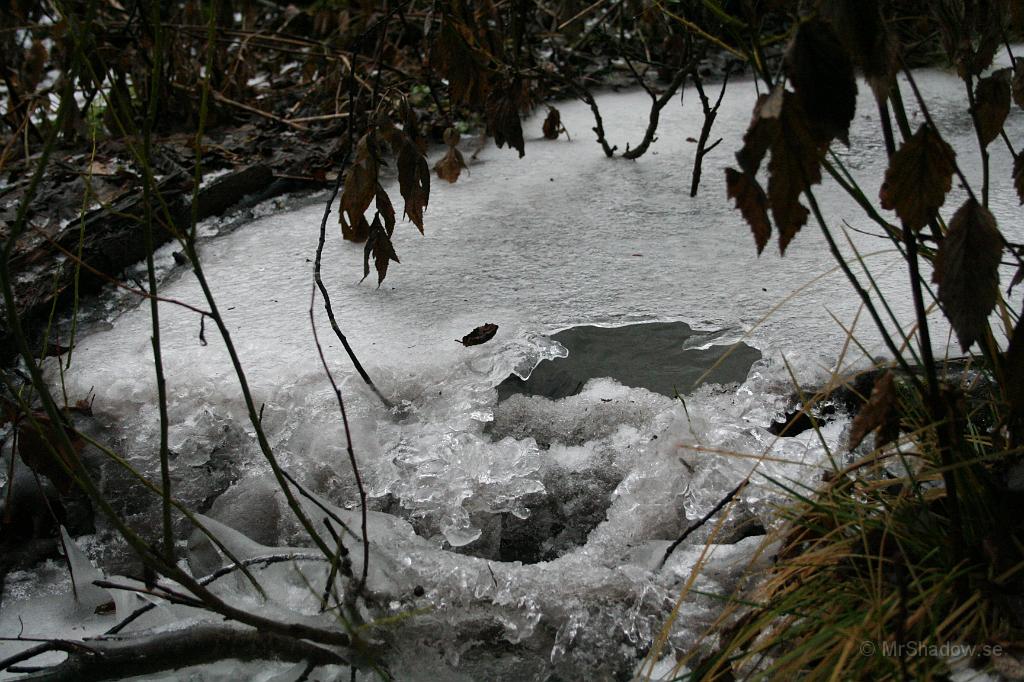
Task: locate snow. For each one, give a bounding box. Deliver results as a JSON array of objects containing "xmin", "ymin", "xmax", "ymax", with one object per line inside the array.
[{"xmin": 3, "ymin": 55, "xmax": 1022, "ymax": 679}]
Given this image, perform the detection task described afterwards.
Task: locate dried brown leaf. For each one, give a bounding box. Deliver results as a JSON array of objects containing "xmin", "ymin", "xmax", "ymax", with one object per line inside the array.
[
  {"xmin": 766, "ymin": 92, "xmax": 825, "ymax": 254},
  {"xmin": 339, "ymin": 134, "xmax": 378, "ymax": 243},
  {"xmin": 974, "ymin": 69, "xmax": 1011, "ymax": 147},
  {"xmin": 1005, "ymin": 308, "xmax": 1024, "ymax": 425},
  {"xmin": 726, "ymin": 168, "xmax": 772, "ymax": 255},
  {"xmin": 375, "ymin": 183, "xmax": 395, "ymax": 236},
  {"xmin": 486, "ymin": 87, "xmax": 525, "ymax": 158},
  {"xmin": 442, "ymin": 127, "xmax": 461, "ymax": 147},
  {"xmin": 433, "ymin": 18, "xmax": 489, "ymax": 105},
  {"xmin": 542, "ymin": 107, "xmax": 562, "ymax": 140},
  {"xmin": 880, "ymin": 125, "xmax": 956, "ymax": 231},
  {"xmin": 399, "ymin": 100, "xmax": 428, "ymax": 155},
  {"xmin": 458, "ymin": 323, "xmax": 498, "ymax": 346},
  {"xmin": 394, "ymin": 134, "xmax": 430, "ymax": 233},
  {"xmin": 23, "ymin": 40, "xmax": 48, "ymax": 93},
  {"xmin": 363, "ymin": 213, "xmax": 400, "ymax": 286},
  {"xmin": 936, "ymin": 0, "xmax": 1004, "ymax": 78},
  {"xmin": 1009, "ymin": 263, "xmax": 1024, "ymax": 295},
  {"xmin": 822, "ymin": 0, "xmax": 895, "ymax": 98},
  {"xmin": 18, "ymin": 415, "xmax": 85, "ymax": 494},
  {"xmin": 43, "ymin": 343, "xmax": 72, "ymax": 357},
  {"xmin": 378, "ymin": 125, "xmax": 404, "ymax": 155},
  {"xmin": 965, "ymin": 31, "xmax": 1001, "ymax": 78},
  {"xmin": 1014, "ymin": 58, "xmax": 1024, "ymax": 110},
  {"xmin": 735, "ymin": 90, "xmax": 782, "ymax": 175},
  {"xmin": 434, "ymin": 146, "xmax": 467, "ymax": 184},
  {"xmin": 343, "ymin": 215, "xmax": 371, "ymax": 242},
  {"xmin": 1014, "ymin": 153, "xmax": 1024, "ymax": 205},
  {"xmin": 848, "ymin": 371, "xmax": 899, "ymax": 451},
  {"xmin": 786, "ymin": 18, "xmax": 858, "ymax": 146},
  {"xmin": 933, "ymin": 199, "xmax": 1003, "ymax": 350}
]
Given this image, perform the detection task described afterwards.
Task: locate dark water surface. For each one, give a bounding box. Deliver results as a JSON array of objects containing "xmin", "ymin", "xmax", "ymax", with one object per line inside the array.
[{"xmin": 497, "ymin": 322, "xmax": 762, "ymax": 401}]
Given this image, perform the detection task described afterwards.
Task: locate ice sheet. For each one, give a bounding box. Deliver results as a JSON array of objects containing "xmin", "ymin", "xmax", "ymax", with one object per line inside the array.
[{"xmin": 11, "ymin": 58, "xmax": 1022, "ymax": 679}]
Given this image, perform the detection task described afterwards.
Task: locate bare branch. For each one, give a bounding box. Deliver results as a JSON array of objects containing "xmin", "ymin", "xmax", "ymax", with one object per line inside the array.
[{"xmin": 3, "ymin": 624, "xmax": 348, "ymax": 681}]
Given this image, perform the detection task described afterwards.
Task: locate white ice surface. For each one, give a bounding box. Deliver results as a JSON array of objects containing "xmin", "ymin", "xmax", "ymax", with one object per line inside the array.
[{"xmin": 4, "ymin": 55, "xmax": 1022, "ymax": 680}]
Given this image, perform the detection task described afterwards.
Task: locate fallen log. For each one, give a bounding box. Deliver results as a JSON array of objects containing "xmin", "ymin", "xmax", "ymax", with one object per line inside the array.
[
  {"xmin": 1, "ymin": 623, "xmax": 348, "ymax": 681},
  {"xmin": 0, "ymin": 163, "xmax": 295, "ymax": 363}
]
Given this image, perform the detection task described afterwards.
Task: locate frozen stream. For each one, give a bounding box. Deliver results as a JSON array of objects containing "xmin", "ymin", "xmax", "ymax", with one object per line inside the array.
[{"xmin": 3, "ymin": 58, "xmax": 1023, "ymax": 680}]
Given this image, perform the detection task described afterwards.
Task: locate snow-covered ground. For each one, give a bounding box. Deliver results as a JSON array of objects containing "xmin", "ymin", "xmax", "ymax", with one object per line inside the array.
[{"xmin": 2, "ymin": 56, "xmax": 1022, "ymax": 679}]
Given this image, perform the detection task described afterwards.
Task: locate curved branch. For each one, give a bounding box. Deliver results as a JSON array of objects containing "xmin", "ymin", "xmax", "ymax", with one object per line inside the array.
[
  {"xmin": 543, "ymin": 59, "xmax": 616, "ymax": 157},
  {"xmin": 689, "ymin": 67, "xmax": 730, "ymax": 196},
  {"xmin": 621, "ymin": 66, "xmax": 689, "ymax": 160}
]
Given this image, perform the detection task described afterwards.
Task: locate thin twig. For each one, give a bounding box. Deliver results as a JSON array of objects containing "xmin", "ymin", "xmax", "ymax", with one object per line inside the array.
[
  {"xmin": 309, "ymin": 285, "xmax": 370, "ymax": 589},
  {"xmin": 106, "ymin": 553, "xmax": 324, "ymax": 635},
  {"xmin": 170, "ymin": 82, "xmax": 311, "ymax": 131},
  {"xmin": 690, "ymin": 66, "xmax": 730, "ymax": 196},
  {"xmin": 659, "ymin": 480, "xmax": 747, "ymax": 569}
]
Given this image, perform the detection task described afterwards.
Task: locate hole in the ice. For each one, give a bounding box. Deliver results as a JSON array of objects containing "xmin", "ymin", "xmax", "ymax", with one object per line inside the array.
[
  {"xmin": 430, "ymin": 321, "xmax": 766, "ymax": 565},
  {"xmin": 496, "ymin": 321, "xmax": 762, "ymax": 402},
  {"xmin": 496, "ymin": 467, "xmax": 621, "ymax": 563}
]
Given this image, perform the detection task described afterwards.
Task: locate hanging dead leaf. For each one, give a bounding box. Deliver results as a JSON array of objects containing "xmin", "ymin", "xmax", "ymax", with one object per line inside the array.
[
  {"xmin": 735, "ymin": 89, "xmax": 782, "ymax": 174},
  {"xmin": 968, "ymin": 30, "xmax": 1002, "ymax": 79},
  {"xmin": 975, "ymin": 0, "xmax": 1010, "ymax": 70},
  {"xmin": 399, "ymin": 99, "xmax": 428, "ymax": 155},
  {"xmin": 726, "ymin": 168, "xmax": 772, "ymax": 255},
  {"xmin": 1009, "ymin": 262, "xmax": 1024, "ymax": 294},
  {"xmin": 443, "ymin": 127, "xmax": 461, "ymax": 147},
  {"xmin": 848, "ymin": 371, "xmax": 899, "ymax": 451},
  {"xmin": 363, "ymin": 213, "xmax": 400, "ymax": 286},
  {"xmin": 458, "ymin": 323, "xmax": 498, "ymax": 346},
  {"xmin": 1005, "ymin": 308, "xmax": 1024, "ymax": 425},
  {"xmin": 933, "ymin": 199, "xmax": 1003, "ymax": 350},
  {"xmin": 821, "ymin": 0, "xmax": 895, "ymax": 98},
  {"xmin": 486, "ymin": 87, "xmax": 525, "ymax": 158},
  {"xmin": 969, "ymin": 35, "xmax": 1001, "ymax": 80},
  {"xmin": 973, "ymin": 69, "xmax": 1011, "ymax": 147},
  {"xmin": 22, "ymin": 40, "xmax": 48, "ymax": 93},
  {"xmin": 375, "ymin": 183, "xmax": 395, "ymax": 236},
  {"xmin": 785, "ymin": 18, "xmax": 858, "ymax": 145},
  {"xmin": 433, "ymin": 127, "xmax": 467, "ymax": 183},
  {"xmin": 339, "ymin": 133, "xmax": 379, "ymax": 242},
  {"xmin": 434, "ymin": 146, "xmax": 467, "ymax": 183},
  {"xmin": 1014, "ymin": 153, "xmax": 1024, "ymax": 205},
  {"xmin": 880, "ymin": 125, "xmax": 956, "ymax": 231},
  {"xmin": 1014, "ymin": 58, "xmax": 1024, "ymax": 110},
  {"xmin": 18, "ymin": 415, "xmax": 85, "ymax": 494},
  {"xmin": 542, "ymin": 107, "xmax": 562, "ymax": 140},
  {"xmin": 728, "ymin": 86, "xmax": 818, "ymax": 254},
  {"xmin": 766, "ymin": 92, "xmax": 826, "ymax": 254},
  {"xmin": 393, "ymin": 134, "xmax": 430, "ymax": 233},
  {"xmin": 935, "ymin": 0, "xmax": 1003, "ymax": 78},
  {"xmin": 433, "ymin": 18, "xmax": 489, "ymax": 105},
  {"xmin": 377, "ymin": 124, "xmax": 403, "ymax": 157},
  {"xmin": 342, "ymin": 215, "xmax": 371, "ymax": 242},
  {"xmin": 0, "ymin": 400, "xmax": 16, "ymax": 426},
  {"xmin": 43, "ymin": 343, "xmax": 72, "ymax": 357}
]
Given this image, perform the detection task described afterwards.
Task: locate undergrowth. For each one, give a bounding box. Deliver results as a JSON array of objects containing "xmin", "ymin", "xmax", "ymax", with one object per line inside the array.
[{"xmin": 643, "ymin": 1, "xmax": 1024, "ymax": 680}]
